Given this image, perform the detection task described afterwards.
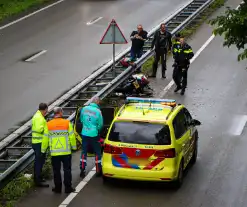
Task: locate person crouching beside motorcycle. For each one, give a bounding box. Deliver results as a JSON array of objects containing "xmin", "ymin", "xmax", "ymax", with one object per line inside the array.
[{"xmin": 172, "ymin": 36, "xmax": 194, "ymax": 95}]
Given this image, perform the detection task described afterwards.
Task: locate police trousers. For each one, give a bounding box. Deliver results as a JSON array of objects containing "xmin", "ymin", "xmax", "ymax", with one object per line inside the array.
[
  {"xmin": 172, "ymin": 64, "xmax": 189, "ymax": 89},
  {"xmin": 80, "ymin": 135, "xmax": 102, "ymax": 172},
  {"xmin": 32, "ymin": 143, "xmax": 46, "ymax": 183},
  {"xmin": 51, "ymin": 155, "xmax": 72, "ymax": 191},
  {"xmin": 152, "ymin": 48, "xmax": 167, "ymax": 77}
]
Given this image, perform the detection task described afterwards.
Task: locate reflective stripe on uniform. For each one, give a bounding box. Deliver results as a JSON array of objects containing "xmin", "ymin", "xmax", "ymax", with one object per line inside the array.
[
  {"xmin": 184, "ymin": 49, "xmax": 193, "ymax": 53},
  {"xmin": 32, "ymin": 130, "xmax": 43, "ymax": 134},
  {"xmin": 32, "ymin": 137, "xmax": 43, "ymax": 139},
  {"xmin": 80, "ymin": 159, "xmax": 87, "ymax": 162}
]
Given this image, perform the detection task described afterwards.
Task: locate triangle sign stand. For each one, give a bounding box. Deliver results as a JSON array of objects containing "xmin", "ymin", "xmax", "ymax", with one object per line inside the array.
[{"xmin": 100, "ymin": 19, "xmax": 128, "ymax": 72}]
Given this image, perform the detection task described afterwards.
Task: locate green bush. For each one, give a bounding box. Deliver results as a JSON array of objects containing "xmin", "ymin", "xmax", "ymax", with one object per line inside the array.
[{"xmin": 0, "ymin": 174, "xmax": 33, "ymax": 207}]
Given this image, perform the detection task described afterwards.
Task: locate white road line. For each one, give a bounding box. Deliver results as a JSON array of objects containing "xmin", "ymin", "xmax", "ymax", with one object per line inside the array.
[
  {"xmin": 86, "ymin": 17, "xmax": 103, "ymax": 25},
  {"xmin": 159, "ymin": 34, "xmax": 215, "ymax": 98},
  {"xmin": 60, "ymin": 193, "xmax": 77, "ymax": 205},
  {"xmin": 0, "ymin": 0, "xmax": 66, "ymax": 30},
  {"xmin": 58, "ymin": 169, "xmax": 97, "ymax": 206},
  {"xmin": 24, "ymin": 50, "xmax": 47, "ymax": 62},
  {"xmin": 229, "ymin": 115, "xmax": 247, "ymax": 136}
]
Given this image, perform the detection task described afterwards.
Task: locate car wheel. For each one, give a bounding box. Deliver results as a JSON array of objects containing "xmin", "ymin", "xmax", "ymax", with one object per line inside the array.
[
  {"xmin": 191, "ymin": 139, "xmax": 198, "ymax": 165},
  {"xmin": 102, "ymin": 175, "xmax": 111, "ymax": 184},
  {"xmin": 173, "ymin": 161, "xmax": 184, "ymax": 189}
]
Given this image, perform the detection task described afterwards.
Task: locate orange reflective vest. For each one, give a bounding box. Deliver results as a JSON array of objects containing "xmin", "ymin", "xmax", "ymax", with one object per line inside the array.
[{"xmin": 41, "ymin": 118, "xmax": 77, "ymax": 156}]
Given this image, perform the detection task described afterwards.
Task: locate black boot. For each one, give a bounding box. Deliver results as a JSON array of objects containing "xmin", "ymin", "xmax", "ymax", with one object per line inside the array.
[
  {"xmin": 80, "ymin": 170, "xmax": 86, "ymax": 178},
  {"xmin": 180, "ymin": 89, "xmax": 185, "ymax": 95},
  {"xmin": 96, "ymin": 171, "xmax": 102, "ymax": 177},
  {"xmin": 52, "ymin": 187, "xmax": 62, "ymax": 194},
  {"xmin": 65, "ymin": 187, "xmax": 75, "ymax": 194},
  {"xmin": 174, "ymin": 86, "xmax": 181, "ymax": 92}
]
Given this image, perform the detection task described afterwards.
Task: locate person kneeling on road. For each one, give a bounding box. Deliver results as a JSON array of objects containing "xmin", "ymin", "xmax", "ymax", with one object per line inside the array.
[
  {"xmin": 41, "ymin": 107, "xmax": 77, "ymax": 194},
  {"xmin": 79, "ymin": 96, "xmax": 103, "ymax": 178},
  {"xmin": 172, "ymin": 35, "xmax": 194, "ymax": 95}
]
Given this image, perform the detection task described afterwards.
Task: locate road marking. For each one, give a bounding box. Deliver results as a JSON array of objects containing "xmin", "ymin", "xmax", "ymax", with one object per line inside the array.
[
  {"xmin": 0, "ymin": 0, "xmax": 66, "ymax": 30},
  {"xmin": 159, "ymin": 34, "xmax": 215, "ymax": 98},
  {"xmin": 60, "ymin": 193, "xmax": 77, "ymax": 205},
  {"xmin": 24, "ymin": 50, "xmax": 47, "ymax": 62},
  {"xmin": 86, "ymin": 17, "xmax": 103, "ymax": 25},
  {"xmin": 58, "ymin": 168, "xmax": 96, "ymax": 206},
  {"xmin": 229, "ymin": 115, "xmax": 247, "ymax": 136}
]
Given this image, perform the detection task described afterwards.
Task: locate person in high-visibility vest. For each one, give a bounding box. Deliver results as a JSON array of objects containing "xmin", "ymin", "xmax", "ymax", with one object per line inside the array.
[
  {"xmin": 79, "ymin": 96, "xmax": 103, "ymax": 178},
  {"xmin": 42, "ymin": 107, "xmax": 77, "ymax": 194},
  {"xmin": 31, "ymin": 103, "xmax": 49, "ymax": 187}
]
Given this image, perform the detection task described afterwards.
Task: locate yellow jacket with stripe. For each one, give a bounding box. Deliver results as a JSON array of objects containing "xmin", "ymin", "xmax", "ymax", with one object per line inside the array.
[
  {"xmin": 41, "ymin": 118, "xmax": 77, "ymax": 156},
  {"xmin": 32, "ymin": 110, "xmax": 48, "ymax": 144}
]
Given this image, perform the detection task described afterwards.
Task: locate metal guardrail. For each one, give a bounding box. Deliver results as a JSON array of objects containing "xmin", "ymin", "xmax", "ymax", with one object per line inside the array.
[{"xmin": 0, "ymin": 0, "xmax": 215, "ymax": 189}]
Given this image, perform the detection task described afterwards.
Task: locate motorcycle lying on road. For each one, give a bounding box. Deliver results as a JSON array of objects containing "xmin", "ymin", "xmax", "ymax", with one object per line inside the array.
[{"xmin": 114, "ymin": 72, "xmax": 153, "ymax": 97}]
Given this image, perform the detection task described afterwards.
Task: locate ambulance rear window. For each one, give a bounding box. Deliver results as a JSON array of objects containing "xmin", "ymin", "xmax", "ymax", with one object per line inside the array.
[{"xmin": 108, "ymin": 121, "xmax": 171, "ymax": 145}]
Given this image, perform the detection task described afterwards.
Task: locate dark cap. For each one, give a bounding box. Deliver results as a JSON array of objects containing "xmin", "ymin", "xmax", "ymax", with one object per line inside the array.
[{"xmin": 39, "ymin": 103, "xmax": 48, "ymax": 111}]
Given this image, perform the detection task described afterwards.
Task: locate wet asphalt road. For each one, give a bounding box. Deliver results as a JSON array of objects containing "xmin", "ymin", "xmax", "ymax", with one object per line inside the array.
[
  {"xmin": 67, "ymin": 32, "xmax": 247, "ymax": 207},
  {"xmin": 0, "ymin": 0, "xmax": 188, "ymax": 138}
]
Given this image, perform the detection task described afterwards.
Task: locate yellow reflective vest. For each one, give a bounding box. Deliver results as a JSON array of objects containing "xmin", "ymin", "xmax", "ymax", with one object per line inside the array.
[
  {"xmin": 32, "ymin": 110, "xmax": 48, "ymax": 144},
  {"xmin": 41, "ymin": 118, "xmax": 77, "ymax": 156}
]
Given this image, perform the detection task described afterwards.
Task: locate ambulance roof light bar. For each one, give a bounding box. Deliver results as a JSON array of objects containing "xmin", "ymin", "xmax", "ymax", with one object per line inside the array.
[{"xmin": 126, "ymin": 97, "xmax": 176, "ymax": 107}]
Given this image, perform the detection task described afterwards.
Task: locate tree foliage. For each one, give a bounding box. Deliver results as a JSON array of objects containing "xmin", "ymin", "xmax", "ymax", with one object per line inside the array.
[{"xmin": 210, "ymin": 0, "xmax": 247, "ymax": 61}]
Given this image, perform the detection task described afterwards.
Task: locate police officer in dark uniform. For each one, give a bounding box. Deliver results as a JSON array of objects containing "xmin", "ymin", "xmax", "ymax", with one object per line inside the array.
[
  {"xmin": 172, "ymin": 35, "xmax": 194, "ymax": 95},
  {"xmin": 151, "ymin": 23, "xmax": 172, "ymax": 78}
]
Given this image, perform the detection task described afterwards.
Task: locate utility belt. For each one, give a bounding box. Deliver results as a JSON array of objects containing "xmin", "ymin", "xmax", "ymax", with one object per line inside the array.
[{"xmin": 173, "ymin": 61, "xmax": 189, "ymax": 70}]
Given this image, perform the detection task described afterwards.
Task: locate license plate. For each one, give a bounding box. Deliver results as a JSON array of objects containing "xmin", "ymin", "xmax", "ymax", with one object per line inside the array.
[
  {"xmin": 133, "ymin": 81, "xmax": 140, "ymax": 89},
  {"xmin": 128, "ymin": 158, "xmax": 149, "ymax": 166}
]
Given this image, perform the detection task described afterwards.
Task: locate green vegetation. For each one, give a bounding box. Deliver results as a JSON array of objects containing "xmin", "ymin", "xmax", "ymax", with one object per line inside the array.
[
  {"xmin": 0, "ymin": 153, "xmax": 52, "ymax": 207},
  {"xmin": 210, "ymin": 0, "xmax": 247, "ymax": 61},
  {"xmin": 0, "ymin": 174, "xmax": 33, "ymax": 207},
  {"xmin": 0, "ymin": 0, "xmax": 54, "ymax": 21},
  {"xmin": 141, "ymin": 0, "xmax": 226, "ymax": 76}
]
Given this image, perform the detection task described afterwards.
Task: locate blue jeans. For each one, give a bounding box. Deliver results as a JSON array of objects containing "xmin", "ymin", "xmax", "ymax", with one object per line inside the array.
[
  {"xmin": 80, "ymin": 135, "xmax": 102, "ymax": 172},
  {"xmin": 130, "ymin": 48, "xmax": 143, "ymax": 60}
]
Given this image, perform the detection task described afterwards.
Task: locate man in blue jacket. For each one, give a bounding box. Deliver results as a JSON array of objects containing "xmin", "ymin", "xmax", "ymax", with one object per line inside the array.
[{"xmin": 79, "ymin": 96, "xmax": 103, "ymax": 178}]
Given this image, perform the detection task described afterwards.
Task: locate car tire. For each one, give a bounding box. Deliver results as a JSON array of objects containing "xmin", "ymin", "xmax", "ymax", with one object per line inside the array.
[
  {"xmin": 173, "ymin": 160, "xmax": 184, "ymax": 189},
  {"xmin": 102, "ymin": 175, "xmax": 111, "ymax": 184},
  {"xmin": 191, "ymin": 138, "xmax": 198, "ymax": 165}
]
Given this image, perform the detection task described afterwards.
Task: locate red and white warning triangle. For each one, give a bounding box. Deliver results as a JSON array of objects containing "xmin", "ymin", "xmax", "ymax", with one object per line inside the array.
[{"xmin": 100, "ymin": 19, "xmax": 128, "ymax": 44}]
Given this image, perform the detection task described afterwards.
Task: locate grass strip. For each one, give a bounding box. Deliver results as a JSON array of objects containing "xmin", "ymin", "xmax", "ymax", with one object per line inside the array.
[
  {"xmin": 0, "ymin": 0, "xmax": 55, "ymax": 22},
  {"xmin": 0, "ymin": 154, "xmax": 52, "ymax": 207},
  {"xmin": 141, "ymin": 0, "xmax": 226, "ymax": 76}
]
